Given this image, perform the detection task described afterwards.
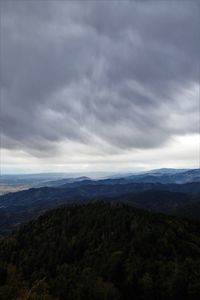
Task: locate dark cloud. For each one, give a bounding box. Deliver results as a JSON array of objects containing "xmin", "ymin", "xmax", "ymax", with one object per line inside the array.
[{"xmin": 1, "ymin": 0, "xmax": 199, "ymax": 157}]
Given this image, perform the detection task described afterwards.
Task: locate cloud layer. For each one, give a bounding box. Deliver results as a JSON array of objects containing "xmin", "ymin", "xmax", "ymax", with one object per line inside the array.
[{"xmin": 1, "ymin": 1, "xmax": 199, "ymax": 171}]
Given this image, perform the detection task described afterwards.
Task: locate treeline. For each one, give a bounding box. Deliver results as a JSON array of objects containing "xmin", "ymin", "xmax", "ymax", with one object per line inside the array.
[{"xmin": 0, "ymin": 202, "xmax": 200, "ymax": 299}]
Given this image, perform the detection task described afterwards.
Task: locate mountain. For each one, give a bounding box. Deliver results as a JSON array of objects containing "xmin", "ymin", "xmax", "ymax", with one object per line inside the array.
[
  {"xmin": 1, "ymin": 168, "xmax": 199, "ymax": 234},
  {"xmin": 146, "ymin": 168, "xmax": 189, "ymax": 174},
  {"xmin": 57, "ymin": 169, "xmax": 200, "ymax": 188},
  {"xmin": 34, "ymin": 176, "xmax": 91, "ymax": 188},
  {"xmin": 1, "ymin": 181, "xmax": 199, "ymax": 209},
  {"xmin": 0, "ymin": 202, "xmax": 200, "ymax": 299},
  {"xmin": 0, "ymin": 181, "xmax": 200, "ymax": 233},
  {"xmin": 0, "ymin": 173, "xmax": 91, "ymax": 194},
  {"xmin": 1, "ymin": 169, "xmax": 198, "ymax": 194},
  {"xmin": 116, "ymin": 190, "xmax": 193, "ymax": 213},
  {"xmin": 125, "ymin": 169, "xmax": 200, "ymax": 184}
]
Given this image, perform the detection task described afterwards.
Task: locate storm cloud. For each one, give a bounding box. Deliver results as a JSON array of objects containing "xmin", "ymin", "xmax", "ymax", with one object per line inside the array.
[{"xmin": 1, "ymin": 1, "xmax": 199, "ymax": 162}]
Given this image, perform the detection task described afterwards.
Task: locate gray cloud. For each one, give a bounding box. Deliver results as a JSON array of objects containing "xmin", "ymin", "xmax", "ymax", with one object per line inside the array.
[{"xmin": 1, "ymin": 0, "xmax": 199, "ymax": 157}]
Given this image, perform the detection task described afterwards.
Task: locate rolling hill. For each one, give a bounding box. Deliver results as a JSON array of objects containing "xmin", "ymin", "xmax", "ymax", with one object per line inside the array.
[{"xmin": 0, "ymin": 181, "xmax": 200, "ymax": 233}]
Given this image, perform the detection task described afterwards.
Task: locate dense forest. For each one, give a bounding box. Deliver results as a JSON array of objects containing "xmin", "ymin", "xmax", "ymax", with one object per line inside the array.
[{"xmin": 0, "ymin": 202, "xmax": 200, "ymax": 300}]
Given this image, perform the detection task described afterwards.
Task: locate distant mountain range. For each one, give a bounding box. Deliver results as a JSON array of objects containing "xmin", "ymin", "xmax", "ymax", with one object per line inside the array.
[
  {"xmin": 36, "ymin": 169, "xmax": 200, "ymax": 187},
  {"xmin": 1, "ymin": 168, "xmax": 199, "ymax": 189},
  {"xmin": 0, "ymin": 168, "xmax": 199, "ymax": 233},
  {"xmin": 125, "ymin": 169, "xmax": 200, "ymax": 184},
  {"xmin": 34, "ymin": 176, "xmax": 91, "ymax": 188}
]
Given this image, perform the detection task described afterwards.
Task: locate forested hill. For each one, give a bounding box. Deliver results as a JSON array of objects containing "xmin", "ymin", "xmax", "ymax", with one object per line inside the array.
[
  {"xmin": 0, "ymin": 203, "xmax": 200, "ymax": 300},
  {"xmin": 1, "ymin": 181, "xmax": 200, "ymax": 233}
]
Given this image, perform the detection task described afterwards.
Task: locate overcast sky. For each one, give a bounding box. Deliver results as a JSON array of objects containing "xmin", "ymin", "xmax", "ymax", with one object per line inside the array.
[{"xmin": 1, "ymin": 0, "xmax": 200, "ymax": 174}]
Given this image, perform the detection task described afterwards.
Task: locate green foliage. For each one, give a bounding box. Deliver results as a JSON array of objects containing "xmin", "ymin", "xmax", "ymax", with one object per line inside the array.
[{"xmin": 0, "ymin": 202, "xmax": 200, "ymax": 299}]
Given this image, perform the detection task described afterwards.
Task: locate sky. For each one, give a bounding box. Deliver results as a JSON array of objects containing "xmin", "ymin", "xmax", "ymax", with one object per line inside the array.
[{"xmin": 1, "ymin": 0, "xmax": 200, "ymax": 174}]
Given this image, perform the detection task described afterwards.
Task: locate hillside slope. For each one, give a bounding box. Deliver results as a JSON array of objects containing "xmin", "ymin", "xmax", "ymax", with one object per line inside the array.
[
  {"xmin": 0, "ymin": 203, "xmax": 200, "ymax": 299},
  {"xmin": 173, "ymin": 197, "xmax": 200, "ymax": 222},
  {"xmin": 0, "ymin": 185, "xmax": 199, "ymax": 233}
]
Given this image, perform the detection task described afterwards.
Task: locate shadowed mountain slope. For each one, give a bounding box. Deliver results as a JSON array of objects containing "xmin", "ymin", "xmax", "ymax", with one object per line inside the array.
[{"xmin": 0, "ymin": 182, "xmax": 200, "ymax": 233}]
